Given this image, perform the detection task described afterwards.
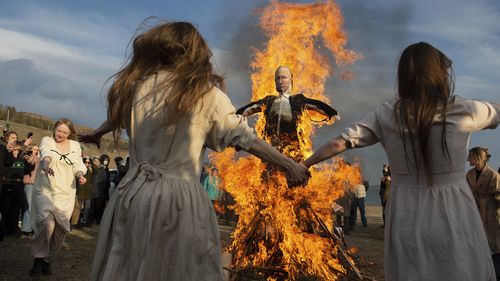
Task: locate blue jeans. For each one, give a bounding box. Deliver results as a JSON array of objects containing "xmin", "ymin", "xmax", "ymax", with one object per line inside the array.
[
  {"xmin": 349, "ymin": 197, "xmax": 367, "ymax": 226},
  {"xmin": 21, "ymin": 184, "xmax": 33, "ymax": 233}
]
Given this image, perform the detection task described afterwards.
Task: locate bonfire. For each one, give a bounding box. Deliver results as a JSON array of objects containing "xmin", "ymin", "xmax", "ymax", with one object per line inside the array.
[{"xmin": 211, "ymin": 1, "xmax": 366, "ymax": 280}]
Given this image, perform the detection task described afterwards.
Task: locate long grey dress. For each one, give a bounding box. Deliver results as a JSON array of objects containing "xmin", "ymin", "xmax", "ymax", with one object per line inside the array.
[
  {"xmin": 90, "ymin": 72, "xmax": 255, "ymax": 281},
  {"xmin": 341, "ymin": 96, "xmax": 499, "ymax": 281}
]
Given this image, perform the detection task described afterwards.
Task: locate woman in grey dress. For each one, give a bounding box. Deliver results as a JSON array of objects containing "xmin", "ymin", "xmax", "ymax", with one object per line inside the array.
[
  {"xmin": 80, "ymin": 21, "xmax": 310, "ymax": 281},
  {"xmin": 305, "ymin": 42, "xmax": 499, "ymax": 281}
]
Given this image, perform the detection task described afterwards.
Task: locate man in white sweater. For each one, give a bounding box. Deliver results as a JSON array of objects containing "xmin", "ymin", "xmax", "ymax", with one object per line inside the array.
[{"xmin": 349, "ymin": 181, "xmax": 367, "ymax": 227}]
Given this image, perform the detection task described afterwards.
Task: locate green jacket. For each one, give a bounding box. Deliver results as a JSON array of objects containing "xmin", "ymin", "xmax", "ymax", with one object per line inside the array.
[{"xmin": 77, "ymin": 169, "xmax": 93, "ymax": 200}]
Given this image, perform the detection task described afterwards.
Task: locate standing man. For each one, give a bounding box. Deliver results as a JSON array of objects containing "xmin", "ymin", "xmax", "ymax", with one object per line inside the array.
[{"xmin": 350, "ymin": 181, "xmax": 368, "ymax": 228}]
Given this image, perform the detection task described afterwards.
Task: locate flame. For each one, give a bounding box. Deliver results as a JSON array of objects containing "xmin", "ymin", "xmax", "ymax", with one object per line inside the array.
[
  {"xmin": 214, "ymin": 200, "xmax": 225, "ymax": 215},
  {"xmin": 211, "ymin": 1, "xmax": 362, "ymax": 280}
]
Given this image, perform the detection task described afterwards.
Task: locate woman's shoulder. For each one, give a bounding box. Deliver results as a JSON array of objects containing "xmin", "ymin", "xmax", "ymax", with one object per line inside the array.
[
  {"xmin": 39, "ymin": 136, "xmax": 55, "ymax": 148},
  {"xmin": 69, "ymin": 139, "xmax": 82, "ymax": 150},
  {"xmin": 466, "ymin": 167, "xmax": 475, "ymax": 176},
  {"xmin": 449, "ymin": 95, "xmax": 491, "ymax": 113},
  {"xmin": 41, "ymin": 136, "xmax": 54, "ymax": 143},
  {"xmin": 380, "ymin": 99, "xmax": 397, "ymax": 111},
  {"xmin": 484, "ymin": 165, "xmax": 500, "ymax": 177},
  {"xmin": 365, "ymin": 98, "xmax": 396, "ymax": 121},
  {"xmin": 204, "ymin": 86, "xmax": 228, "ymax": 103},
  {"xmin": 200, "ymin": 86, "xmax": 234, "ymax": 112}
]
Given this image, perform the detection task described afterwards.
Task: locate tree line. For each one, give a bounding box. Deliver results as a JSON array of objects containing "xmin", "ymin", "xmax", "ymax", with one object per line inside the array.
[
  {"xmin": 0, "ymin": 105, "xmax": 53, "ymax": 130},
  {"xmin": 0, "ymin": 104, "xmax": 128, "ymax": 151}
]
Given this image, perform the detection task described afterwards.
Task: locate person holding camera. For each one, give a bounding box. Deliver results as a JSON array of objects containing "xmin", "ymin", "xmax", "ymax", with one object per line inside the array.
[
  {"xmin": 0, "ymin": 137, "xmax": 35, "ymax": 236},
  {"xmin": 21, "ymin": 144, "xmax": 40, "ymax": 238}
]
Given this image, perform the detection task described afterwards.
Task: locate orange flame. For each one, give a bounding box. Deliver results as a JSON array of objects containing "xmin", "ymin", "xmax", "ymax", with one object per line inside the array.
[
  {"xmin": 211, "ymin": 1, "xmax": 362, "ymax": 280},
  {"xmin": 213, "ymin": 200, "xmax": 225, "ymax": 215}
]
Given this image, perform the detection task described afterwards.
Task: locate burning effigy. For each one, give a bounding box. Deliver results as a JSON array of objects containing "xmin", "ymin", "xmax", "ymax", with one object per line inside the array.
[{"xmin": 211, "ymin": 1, "xmax": 364, "ymax": 280}]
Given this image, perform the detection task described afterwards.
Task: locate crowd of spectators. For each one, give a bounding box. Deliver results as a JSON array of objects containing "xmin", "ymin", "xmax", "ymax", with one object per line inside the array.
[{"xmin": 0, "ymin": 125, "xmax": 130, "ymax": 241}]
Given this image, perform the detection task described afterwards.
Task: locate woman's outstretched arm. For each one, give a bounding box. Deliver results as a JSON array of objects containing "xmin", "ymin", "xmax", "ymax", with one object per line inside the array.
[
  {"xmin": 78, "ymin": 120, "xmax": 114, "ymax": 149},
  {"xmin": 244, "ymin": 137, "xmax": 310, "ymax": 186},
  {"xmin": 304, "ymin": 136, "xmax": 348, "ymax": 168}
]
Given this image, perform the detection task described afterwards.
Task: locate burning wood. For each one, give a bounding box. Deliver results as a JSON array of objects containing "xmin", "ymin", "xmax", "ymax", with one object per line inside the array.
[{"xmin": 212, "ymin": 1, "xmax": 365, "ymax": 280}]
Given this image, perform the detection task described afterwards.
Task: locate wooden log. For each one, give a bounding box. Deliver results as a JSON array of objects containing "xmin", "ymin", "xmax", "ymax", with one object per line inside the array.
[{"xmin": 305, "ymin": 203, "xmax": 363, "ymax": 280}]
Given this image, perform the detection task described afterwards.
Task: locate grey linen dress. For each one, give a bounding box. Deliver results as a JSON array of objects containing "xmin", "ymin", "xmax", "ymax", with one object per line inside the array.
[
  {"xmin": 341, "ymin": 96, "xmax": 499, "ymax": 281},
  {"xmin": 90, "ymin": 72, "xmax": 255, "ymax": 281}
]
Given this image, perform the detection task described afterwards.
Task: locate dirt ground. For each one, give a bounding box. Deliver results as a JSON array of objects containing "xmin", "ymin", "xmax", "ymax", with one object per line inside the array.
[{"xmin": 0, "ymin": 206, "xmax": 385, "ymax": 281}]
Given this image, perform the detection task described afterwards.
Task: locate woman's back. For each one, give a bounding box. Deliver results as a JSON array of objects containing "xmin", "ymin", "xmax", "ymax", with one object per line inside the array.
[
  {"xmin": 305, "ymin": 41, "xmax": 500, "ymax": 281},
  {"xmin": 124, "ymin": 71, "xmax": 254, "ymax": 181},
  {"xmin": 340, "ymin": 95, "xmax": 499, "ymax": 280}
]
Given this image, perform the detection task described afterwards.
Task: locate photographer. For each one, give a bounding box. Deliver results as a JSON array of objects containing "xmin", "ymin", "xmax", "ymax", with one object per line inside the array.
[
  {"xmin": 21, "ymin": 145, "xmax": 40, "ymax": 237},
  {"xmin": 0, "ymin": 139, "xmax": 35, "ymax": 236},
  {"xmin": 0, "ymin": 131, "xmax": 33, "ymax": 197}
]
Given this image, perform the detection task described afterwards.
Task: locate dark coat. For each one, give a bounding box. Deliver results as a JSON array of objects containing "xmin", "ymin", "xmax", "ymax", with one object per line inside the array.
[
  {"xmin": 91, "ymin": 166, "xmax": 107, "ymax": 199},
  {"xmin": 77, "ymin": 169, "xmax": 93, "ymax": 200}
]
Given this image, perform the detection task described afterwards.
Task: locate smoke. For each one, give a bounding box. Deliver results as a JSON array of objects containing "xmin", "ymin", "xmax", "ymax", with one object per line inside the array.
[
  {"xmin": 316, "ymin": 0, "xmax": 413, "ymax": 182},
  {"xmin": 212, "ymin": 14, "xmax": 266, "ymax": 108}
]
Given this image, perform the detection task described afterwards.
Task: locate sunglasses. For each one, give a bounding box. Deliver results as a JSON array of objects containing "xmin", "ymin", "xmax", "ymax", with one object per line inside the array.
[{"xmin": 84, "ymin": 161, "xmax": 91, "ymax": 163}]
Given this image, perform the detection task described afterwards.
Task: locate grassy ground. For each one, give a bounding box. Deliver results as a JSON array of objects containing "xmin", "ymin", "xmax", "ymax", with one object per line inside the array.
[
  {"xmin": 0, "ymin": 206, "xmax": 385, "ymax": 281},
  {"xmin": 344, "ymin": 205, "xmax": 385, "ymax": 280}
]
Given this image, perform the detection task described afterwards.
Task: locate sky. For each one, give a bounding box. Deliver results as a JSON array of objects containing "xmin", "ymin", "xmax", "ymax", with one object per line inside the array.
[{"xmin": 0, "ymin": 0, "xmax": 498, "ymax": 183}]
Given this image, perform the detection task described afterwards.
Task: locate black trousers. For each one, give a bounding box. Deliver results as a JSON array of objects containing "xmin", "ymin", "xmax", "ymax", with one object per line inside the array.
[
  {"xmin": 0, "ymin": 184, "xmax": 26, "ymax": 234},
  {"xmin": 492, "ymin": 254, "xmax": 500, "ymax": 279}
]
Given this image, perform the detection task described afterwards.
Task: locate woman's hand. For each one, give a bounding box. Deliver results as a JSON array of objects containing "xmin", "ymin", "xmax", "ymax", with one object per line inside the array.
[
  {"xmin": 245, "ymin": 138, "xmax": 311, "ymax": 187},
  {"xmin": 24, "ymin": 154, "xmax": 34, "ymax": 164},
  {"xmin": 43, "ymin": 165, "xmax": 55, "ymax": 176},
  {"xmin": 78, "ymin": 120, "xmax": 114, "ymax": 149},
  {"xmin": 24, "ymin": 136, "xmax": 33, "ymax": 147},
  {"xmin": 78, "ymin": 133, "xmax": 102, "ymax": 149},
  {"xmin": 78, "ymin": 175, "xmax": 87, "ymax": 185},
  {"xmin": 42, "ymin": 158, "xmax": 54, "ymax": 176},
  {"xmin": 285, "ymin": 161, "xmax": 310, "ymax": 187}
]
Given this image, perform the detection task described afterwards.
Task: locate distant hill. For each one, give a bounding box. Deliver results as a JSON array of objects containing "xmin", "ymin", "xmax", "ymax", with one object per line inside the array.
[{"xmin": 0, "ymin": 104, "xmax": 128, "ymax": 168}]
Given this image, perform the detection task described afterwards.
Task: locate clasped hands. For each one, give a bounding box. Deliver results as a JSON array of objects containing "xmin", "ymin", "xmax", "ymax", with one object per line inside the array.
[{"xmin": 284, "ymin": 161, "xmax": 311, "ymax": 188}]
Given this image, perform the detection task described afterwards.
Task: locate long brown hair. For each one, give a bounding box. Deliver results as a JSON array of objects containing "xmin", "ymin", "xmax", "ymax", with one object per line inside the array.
[
  {"xmin": 395, "ymin": 42, "xmax": 455, "ymax": 184},
  {"xmin": 53, "ymin": 118, "xmax": 77, "ymax": 141},
  {"xmin": 107, "ymin": 20, "xmax": 225, "ymax": 141}
]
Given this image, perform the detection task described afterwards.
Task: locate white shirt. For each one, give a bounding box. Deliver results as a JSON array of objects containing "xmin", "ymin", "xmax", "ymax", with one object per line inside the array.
[
  {"xmin": 269, "ymin": 93, "xmax": 292, "ymax": 136},
  {"xmin": 354, "ymin": 184, "xmax": 366, "ymax": 198}
]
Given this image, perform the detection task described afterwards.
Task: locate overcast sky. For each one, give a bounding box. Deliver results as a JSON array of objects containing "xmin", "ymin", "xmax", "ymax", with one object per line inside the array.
[{"xmin": 0, "ymin": 0, "xmax": 498, "ymax": 183}]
